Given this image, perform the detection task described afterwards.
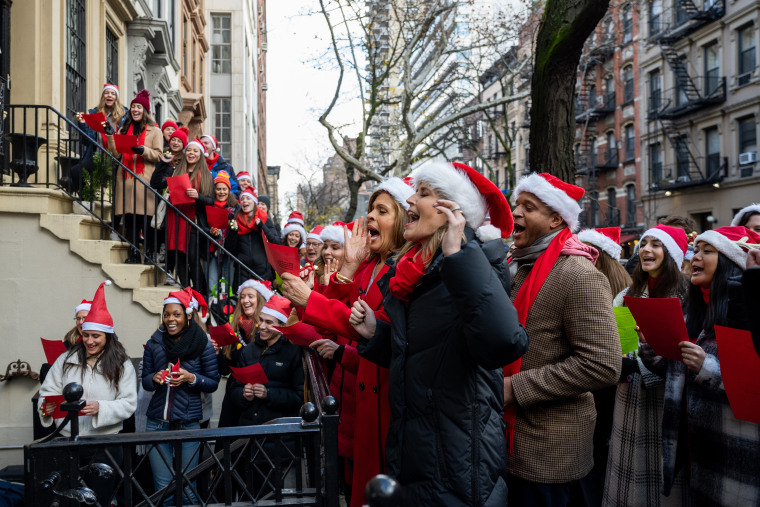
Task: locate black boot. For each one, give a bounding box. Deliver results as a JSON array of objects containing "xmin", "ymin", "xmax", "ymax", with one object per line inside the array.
[
  {"xmin": 143, "ymin": 250, "xmax": 155, "ymax": 265},
  {"xmin": 125, "ymin": 248, "xmax": 142, "ymax": 264}
]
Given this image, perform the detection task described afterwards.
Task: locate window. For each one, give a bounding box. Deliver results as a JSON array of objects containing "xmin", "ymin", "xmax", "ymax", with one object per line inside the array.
[
  {"xmin": 650, "ymin": 143, "xmax": 662, "ymax": 183},
  {"xmin": 604, "ymin": 76, "xmax": 615, "ymax": 108},
  {"xmin": 738, "ymin": 25, "xmax": 755, "ymax": 85},
  {"xmin": 623, "ymin": 66, "xmax": 634, "ymax": 103},
  {"xmin": 590, "ymin": 191, "xmax": 600, "ymax": 227},
  {"xmin": 622, "ymin": 5, "xmax": 633, "ymax": 43},
  {"xmin": 607, "ymin": 188, "xmax": 618, "ymax": 226},
  {"xmin": 105, "ymin": 28, "xmax": 118, "ymax": 87},
  {"xmin": 182, "ymin": 16, "xmax": 188, "ymax": 74},
  {"xmin": 494, "ymin": 169, "xmax": 500, "ymax": 188},
  {"xmin": 675, "ymin": 137, "xmax": 690, "ymax": 180},
  {"xmin": 212, "ymin": 98, "xmax": 232, "ymax": 158},
  {"xmin": 704, "ymin": 43, "xmax": 720, "ymax": 95},
  {"xmin": 192, "ymin": 37, "xmax": 197, "ymax": 89},
  {"xmin": 738, "ymin": 116, "xmax": 757, "ymax": 153},
  {"xmin": 588, "ymin": 83, "xmax": 597, "ymax": 109},
  {"xmin": 154, "ymin": 103, "xmax": 162, "ymax": 127},
  {"xmin": 626, "ymin": 185, "xmax": 636, "ymax": 224},
  {"xmin": 606, "ymin": 131, "xmax": 618, "ymax": 164},
  {"xmin": 704, "ymin": 126, "xmax": 720, "ymax": 177},
  {"xmin": 624, "ymin": 124, "xmax": 635, "ymax": 161},
  {"xmin": 212, "ymin": 14, "xmax": 232, "ymax": 74},
  {"xmin": 649, "ymin": 69, "xmax": 661, "ymax": 112},
  {"xmin": 649, "ymin": 0, "xmax": 662, "ymax": 36},
  {"xmin": 590, "ymin": 137, "xmax": 598, "ymax": 163},
  {"xmin": 66, "ymin": 0, "xmax": 86, "ymax": 124}
]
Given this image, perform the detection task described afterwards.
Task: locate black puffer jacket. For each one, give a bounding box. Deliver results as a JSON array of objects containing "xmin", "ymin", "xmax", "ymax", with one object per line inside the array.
[
  {"xmin": 359, "ymin": 229, "xmax": 529, "ymax": 506},
  {"xmin": 226, "ymin": 208, "xmax": 280, "ymax": 283}
]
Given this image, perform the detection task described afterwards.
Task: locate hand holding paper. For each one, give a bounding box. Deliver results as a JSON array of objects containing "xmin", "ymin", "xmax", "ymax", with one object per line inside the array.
[
  {"xmin": 613, "ymin": 307, "xmax": 639, "ymax": 355},
  {"xmin": 206, "ymin": 206, "xmax": 231, "ymax": 229},
  {"xmin": 262, "ymin": 232, "xmax": 301, "ymax": 277},
  {"xmin": 166, "ymin": 174, "xmax": 194, "ymax": 205},
  {"xmin": 112, "ymin": 134, "xmax": 139, "ymax": 153},
  {"xmin": 82, "ymin": 112, "xmax": 107, "ymax": 134},
  {"xmin": 41, "ymin": 395, "xmax": 84, "ymax": 419},
  {"xmin": 275, "ymin": 321, "xmax": 321, "ymax": 347},
  {"xmin": 229, "ymin": 363, "xmax": 269, "ymax": 385},
  {"xmin": 623, "ymin": 296, "xmax": 688, "ymax": 361},
  {"xmin": 208, "ymin": 323, "xmax": 240, "ymax": 347}
]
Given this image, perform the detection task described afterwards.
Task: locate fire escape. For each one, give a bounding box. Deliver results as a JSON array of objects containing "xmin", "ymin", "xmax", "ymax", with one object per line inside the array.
[{"xmin": 647, "ymin": 0, "xmax": 728, "ymax": 191}]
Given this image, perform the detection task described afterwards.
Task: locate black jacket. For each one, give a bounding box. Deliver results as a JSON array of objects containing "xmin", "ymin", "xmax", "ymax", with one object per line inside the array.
[
  {"xmin": 231, "ymin": 336, "xmax": 304, "ymax": 426},
  {"xmin": 226, "ymin": 208, "xmax": 280, "ymax": 283},
  {"xmin": 217, "ymin": 334, "xmax": 248, "ymax": 428},
  {"xmin": 359, "ymin": 229, "xmax": 529, "ymax": 506}
]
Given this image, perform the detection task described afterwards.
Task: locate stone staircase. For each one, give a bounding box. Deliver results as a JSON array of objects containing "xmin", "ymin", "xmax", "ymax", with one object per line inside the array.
[{"xmin": 0, "ymin": 186, "xmax": 169, "ymax": 315}]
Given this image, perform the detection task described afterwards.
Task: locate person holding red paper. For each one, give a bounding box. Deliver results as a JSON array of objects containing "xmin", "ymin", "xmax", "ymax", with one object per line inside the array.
[
  {"xmin": 201, "ymin": 134, "xmax": 241, "ymax": 197},
  {"xmin": 348, "ymin": 163, "xmax": 529, "ymax": 506},
  {"xmin": 281, "ymin": 210, "xmax": 307, "ymax": 254},
  {"xmin": 38, "ymin": 299, "xmax": 91, "ymax": 385},
  {"xmin": 105, "ymin": 89, "xmax": 163, "ymax": 264},
  {"xmin": 38, "ymin": 280, "xmax": 137, "ymax": 506},
  {"xmin": 603, "ymin": 224, "xmax": 690, "ymax": 506},
  {"xmin": 226, "ymin": 187, "xmax": 280, "ymax": 285},
  {"xmin": 637, "ymin": 226, "xmax": 760, "ymax": 506},
  {"xmin": 207, "ymin": 170, "xmax": 239, "ymax": 295}
]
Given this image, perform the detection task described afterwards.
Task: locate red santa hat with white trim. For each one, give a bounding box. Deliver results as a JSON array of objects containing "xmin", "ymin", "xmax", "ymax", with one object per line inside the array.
[
  {"xmin": 578, "ymin": 227, "xmax": 622, "ymax": 260},
  {"xmin": 240, "ymin": 187, "xmax": 258, "ymax": 204},
  {"xmin": 512, "ymin": 172, "xmax": 584, "ymax": 233},
  {"xmin": 164, "ymin": 287, "xmax": 209, "ymax": 322},
  {"xmin": 236, "ymin": 171, "xmax": 253, "ymax": 184},
  {"xmin": 320, "ymin": 221, "xmax": 352, "ymax": 245},
  {"xmin": 201, "ymin": 134, "xmax": 219, "ymax": 154},
  {"xmin": 307, "ymin": 225, "xmax": 325, "ymax": 243},
  {"xmin": 411, "ymin": 161, "xmax": 514, "ymax": 241},
  {"xmin": 281, "ymin": 210, "xmax": 307, "ymax": 243},
  {"xmin": 236, "ymin": 279, "xmax": 274, "ymax": 301},
  {"xmin": 102, "ymin": 84, "xmax": 119, "ymax": 98},
  {"xmin": 186, "ymin": 137, "xmax": 206, "ymax": 154},
  {"xmin": 261, "ymin": 294, "xmax": 291, "ymax": 324},
  {"xmin": 731, "ymin": 203, "xmax": 760, "ymax": 227},
  {"xmin": 694, "ymin": 226, "xmax": 760, "ymax": 269},
  {"xmin": 375, "ymin": 177, "xmax": 415, "ymax": 210},
  {"xmin": 81, "ymin": 281, "xmax": 114, "ymax": 334},
  {"xmin": 637, "ymin": 224, "xmax": 688, "ymax": 268},
  {"xmin": 74, "ymin": 299, "xmax": 92, "ymax": 316},
  {"xmin": 287, "ymin": 210, "xmax": 305, "ymax": 226}
]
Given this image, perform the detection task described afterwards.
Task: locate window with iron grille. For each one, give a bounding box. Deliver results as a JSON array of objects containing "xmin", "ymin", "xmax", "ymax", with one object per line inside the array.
[
  {"xmin": 650, "ymin": 143, "xmax": 662, "ymax": 182},
  {"xmin": 106, "ymin": 27, "xmax": 118, "ymax": 87},
  {"xmin": 649, "ymin": 0, "xmax": 662, "ymax": 36},
  {"xmin": 65, "ymin": 0, "xmax": 86, "ymax": 124},
  {"xmin": 622, "ymin": 5, "xmax": 633, "ymax": 43},
  {"xmin": 212, "ymin": 98, "xmax": 232, "ymax": 158},
  {"xmin": 212, "ymin": 14, "xmax": 232, "ymax": 74},
  {"xmin": 704, "ymin": 42, "xmax": 720, "ymax": 95},
  {"xmin": 623, "ymin": 66, "xmax": 634, "ymax": 104},
  {"xmin": 738, "ymin": 25, "xmax": 755, "ymax": 85},
  {"xmin": 626, "ymin": 185, "xmax": 636, "ymax": 224},
  {"xmin": 624, "ymin": 124, "xmax": 635, "ymax": 161}
]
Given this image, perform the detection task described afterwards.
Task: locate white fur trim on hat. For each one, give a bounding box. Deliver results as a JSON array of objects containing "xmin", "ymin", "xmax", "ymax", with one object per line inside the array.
[
  {"xmin": 375, "ymin": 177, "xmax": 414, "ymax": 210},
  {"xmin": 81, "ymin": 321, "xmax": 114, "ymax": 333},
  {"xmin": 475, "ymin": 224, "xmax": 502, "ymax": 242},
  {"xmin": 287, "ymin": 217, "xmax": 305, "ymax": 226},
  {"xmin": 237, "ymin": 280, "xmax": 274, "ymax": 301},
  {"xmin": 640, "ymin": 227, "xmax": 685, "ymax": 268},
  {"xmin": 693, "ymin": 230, "xmax": 747, "ymax": 269},
  {"xmin": 74, "ymin": 303, "xmax": 92, "ymax": 315},
  {"xmin": 200, "ymin": 134, "xmax": 218, "ymax": 151},
  {"xmin": 164, "ymin": 296, "xmax": 194, "ymax": 314},
  {"xmin": 237, "ymin": 173, "xmax": 253, "ymax": 182},
  {"xmin": 102, "ymin": 84, "xmax": 119, "ymax": 97},
  {"xmin": 412, "ymin": 161, "xmax": 487, "ymax": 229},
  {"xmin": 306, "ymin": 233, "xmax": 324, "ymax": 243},
  {"xmin": 281, "ymin": 223, "xmax": 306, "ymax": 243},
  {"xmin": 186, "ymin": 140, "xmax": 205, "ymax": 154},
  {"xmin": 320, "ymin": 225, "xmax": 350, "ymax": 245},
  {"xmin": 731, "ymin": 203, "xmax": 760, "ymax": 227},
  {"xmin": 261, "ymin": 306, "xmax": 288, "ymax": 324},
  {"xmin": 578, "ymin": 229, "xmax": 622, "ymax": 260},
  {"xmin": 512, "ymin": 173, "xmax": 582, "ymax": 232}
]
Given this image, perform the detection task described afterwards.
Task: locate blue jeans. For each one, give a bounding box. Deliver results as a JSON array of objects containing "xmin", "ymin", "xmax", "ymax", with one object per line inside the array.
[
  {"xmin": 146, "ymin": 418, "xmax": 201, "ymax": 505},
  {"xmin": 207, "ymin": 255, "xmax": 234, "ymax": 298}
]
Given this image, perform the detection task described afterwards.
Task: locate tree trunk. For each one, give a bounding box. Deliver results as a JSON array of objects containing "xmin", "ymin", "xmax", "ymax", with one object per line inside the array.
[
  {"xmin": 529, "ymin": 0, "xmax": 610, "ymax": 182},
  {"xmin": 343, "ymin": 168, "xmax": 362, "ymax": 223}
]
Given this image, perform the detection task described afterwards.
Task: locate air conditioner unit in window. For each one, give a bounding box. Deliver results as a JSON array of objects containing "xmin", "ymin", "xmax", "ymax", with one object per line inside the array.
[
  {"xmin": 739, "ymin": 151, "xmax": 758, "ymax": 165},
  {"xmin": 262, "ymin": 42, "xmax": 268, "ymax": 51},
  {"xmin": 261, "ymin": 83, "xmax": 268, "ymax": 90}
]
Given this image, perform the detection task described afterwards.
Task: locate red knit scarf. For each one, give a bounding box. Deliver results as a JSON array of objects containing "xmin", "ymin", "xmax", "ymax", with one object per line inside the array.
[
  {"xmin": 121, "ymin": 123, "xmax": 147, "ymax": 179},
  {"xmin": 214, "ymin": 200, "xmax": 227, "ymax": 208},
  {"xmin": 647, "ymin": 275, "xmax": 659, "ymax": 294},
  {"xmin": 388, "ymin": 244, "xmax": 428, "ymax": 302},
  {"xmin": 235, "ymin": 209, "xmax": 268, "ymax": 235},
  {"xmin": 206, "ymin": 152, "xmax": 220, "ymax": 171},
  {"xmin": 700, "ymin": 286, "xmax": 711, "ymax": 304},
  {"xmin": 504, "ymin": 227, "xmax": 572, "ymax": 454}
]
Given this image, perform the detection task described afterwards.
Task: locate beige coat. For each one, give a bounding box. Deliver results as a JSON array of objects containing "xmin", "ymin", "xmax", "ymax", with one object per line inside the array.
[
  {"xmin": 108, "ymin": 124, "xmax": 163, "ymax": 216},
  {"xmin": 508, "ymin": 254, "xmax": 621, "ymax": 483}
]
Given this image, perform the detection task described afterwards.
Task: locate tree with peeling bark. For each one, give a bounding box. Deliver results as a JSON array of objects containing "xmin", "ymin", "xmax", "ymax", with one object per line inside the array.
[
  {"xmin": 315, "ymin": 0, "xmax": 531, "ymax": 221},
  {"xmin": 529, "ymin": 0, "xmax": 611, "ymax": 182}
]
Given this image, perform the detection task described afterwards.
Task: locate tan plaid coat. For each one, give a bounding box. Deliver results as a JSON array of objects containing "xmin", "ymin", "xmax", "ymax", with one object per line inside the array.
[{"xmin": 508, "ymin": 254, "xmax": 621, "ymax": 483}]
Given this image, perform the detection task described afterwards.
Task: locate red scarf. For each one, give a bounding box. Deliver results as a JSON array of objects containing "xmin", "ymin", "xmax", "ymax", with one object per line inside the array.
[
  {"xmin": 700, "ymin": 286, "xmax": 711, "ymax": 304},
  {"xmin": 647, "ymin": 275, "xmax": 659, "ymax": 294},
  {"xmin": 504, "ymin": 227, "xmax": 572, "ymax": 453},
  {"xmin": 235, "ymin": 209, "xmax": 268, "ymax": 235},
  {"xmin": 214, "ymin": 200, "xmax": 227, "ymax": 208},
  {"xmin": 238, "ymin": 316, "xmax": 255, "ymax": 342},
  {"xmin": 121, "ymin": 123, "xmax": 147, "ymax": 179},
  {"xmin": 206, "ymin": 152, "xmax": 220, "ymax": 171},
  {"xmin": 388, "ymin": 244, "xmax": 427, "ymax": 302}
]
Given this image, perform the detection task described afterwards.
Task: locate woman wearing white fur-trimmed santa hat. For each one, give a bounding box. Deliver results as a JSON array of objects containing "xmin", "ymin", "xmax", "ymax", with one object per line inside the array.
[{"xmin": 348, "ymin": 162, "xmax": 529, "ymax": 505}]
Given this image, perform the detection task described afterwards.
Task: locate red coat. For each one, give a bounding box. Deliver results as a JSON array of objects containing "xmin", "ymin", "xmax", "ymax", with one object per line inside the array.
[{"xmin": 303, "ymin": 258, "xmax": 391, "ymax": 507}]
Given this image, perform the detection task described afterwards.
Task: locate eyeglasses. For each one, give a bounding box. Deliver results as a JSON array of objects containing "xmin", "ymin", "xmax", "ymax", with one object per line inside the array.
[
  {"xmin": 74, "ymin": 317, "xmax": 87, "ymax": 322},
  {"xmin": 305, "ymin": 242, "xmax": 322, "ymax": 249}
]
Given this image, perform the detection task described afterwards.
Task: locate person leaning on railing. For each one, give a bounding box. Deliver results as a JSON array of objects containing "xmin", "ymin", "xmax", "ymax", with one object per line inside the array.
[{"xmin": 106, "ymin": 89, "xmax": 163, "ymax": 264}]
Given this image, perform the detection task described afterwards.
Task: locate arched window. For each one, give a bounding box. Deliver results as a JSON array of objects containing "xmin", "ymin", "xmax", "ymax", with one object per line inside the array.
[
  {"xmin": 626, "ymin": 185, "xmax": 637, "ymax": 224},
  {"xmin": 607, "ymin": 187, "xmax": 618, "ymax": 225}
]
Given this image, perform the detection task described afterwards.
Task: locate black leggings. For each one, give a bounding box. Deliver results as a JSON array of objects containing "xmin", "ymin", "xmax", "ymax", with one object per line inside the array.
[
  {"xmin": 124, "ymin": 213, "xmax": 157, "ymax": 252},
  {"xmin": 167, "ymin": 232, "xmax": 208, "ymax": 296}
]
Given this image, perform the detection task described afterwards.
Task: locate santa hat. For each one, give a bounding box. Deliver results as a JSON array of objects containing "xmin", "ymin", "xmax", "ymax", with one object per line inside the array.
[
  {"xmin": 375, "ymin": 177, "xmax": 415, "ymax": 211},
  {"xmin": 164, "ymin": 287, "xmax": 209, "ymax": 322},
  {"xmin": 74, "ymin": 299, "xmax": 92, "ymax": 316},
  {"xmin": 186, "ymin": 137, "xmax": 205, "ymax": 154},
  {"xmin": 237, "ymin": 171, "xmax": 253, "ymax": 183},
  {"xmin": 130, "ymin": 89, "xmax": 151, "ymax": 113},
  {"xmin": 102, "ymin": 84, "xmax": 119, "ymax": 98},
  {"xmin": 161, "ymin": 120, "xmax": 179, "ymax": 132},
  {"xmin": 638, "ymin": 224, "xmax": 688, "ymax": 268},
  {"xmin": 321, "ymin": 221, "xmax": 352, "ymax": 245},
  {"xmin": 240, "ymin": 187, "xmax": 258, "ymax": 204},
  {"xmin": 578, "ymin": 227, "xmax": 622, "ymax": 260},
  {"xmin": 81, "ymin": 281, "xmax": 114, "ymax": 334},
  {"xmin": 236, "ymin": 279, "xmax": 274, "ymax": 301},
  {"xmin": 694, "ymin": 226, "xmax": 760, "ymax": 269},
  {"xmin": 281, "ymin": 222, "xmax": 307, "ymax": 243},
  {"xmin": 287, "ymin": 210, "xmax": 305, "ymax": 226},
  {"xmin": 261, "ymin": 294, "xmax": 291, "ymax": 324},
  {"xmin": 512, "ymin": 172, "xmax": 584, "ymax": 233},
  {"xmin": 170, "ymin": 127, "xmax": 189, "ymax": 148},
  {"xmin": 201, "ymin": 134, "xmax": 219, "ymax": 153},
  {"xmin": 412, "ymin": 161, "xmax": 514, "ymax": 241},
  {"xmin": 731, "ymin": 203, "xmax": 760, "ymax": 227},
  {"xmin": 214, "ymin": 170, "xmax": 231, "ymax": 189},
  {"xmin": 307, "ymin": 225, "xmax": 325, "ymax": 243}
]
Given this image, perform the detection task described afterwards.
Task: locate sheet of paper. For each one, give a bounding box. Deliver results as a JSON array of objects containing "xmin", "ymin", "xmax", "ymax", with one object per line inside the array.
[
  {"xmin": 715, "ymin": 325, "xmax": 760, "ymax": 424},
  {"xmin": 112, "ymin": 134, "xmax": 138, "ymax": 153},
  {"xmin": 623, "ymin": 296, "xmax": 688, "ymax": 361},
  {"xmin": 229, "ymin": 363, "xmax": 269, "ymax": 385},
  {"xmin": 275, "ymin": 322, "xmax": 321, "ymax": 347},
  {"xmin": 206, "ymin": 206, "xmax": 230, "ymax": 229},
  {"xmin": 40, "ymin": 338, "xmax": 67, "ymax": 364},
  {"xmin": 614, "ymin": 306, "xmax": 639, "ymax": 355},
  {"xmin": 82, "ymin": 112, "xmax": 107, "ymax": 134},
  {"xmin": 41, "ymin": 395, "xmax": 83, "ymax": 419},
  {"xmin": 166, "ymin": 174, "xmax": 194, "ymax": 205},
  {"xmin": 208, "ymin": 323, "xmax": 240, "ymax": 347},
  {"xmin": 262, "ymin": 233, "xmax": 301, "ymax": 277}
]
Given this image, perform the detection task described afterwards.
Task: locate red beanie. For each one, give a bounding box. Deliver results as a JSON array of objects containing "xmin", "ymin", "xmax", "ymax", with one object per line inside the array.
[
  {"xmin": 169, "ymin": 126, "xmax": 189, "ymax": 148},
  {"xmin": 131, "ymin": 89, "xmax": 151, "ymax": 113},
  {"xmin": 161, "ymin": 120, "xmax": 179, "ymax": 132}
]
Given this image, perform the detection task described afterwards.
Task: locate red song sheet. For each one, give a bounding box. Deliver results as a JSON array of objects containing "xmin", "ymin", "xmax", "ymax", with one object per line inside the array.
[
  {"xmin": 41, "ymin": 338, "xmax": 67, "ymax": 365},
  {"xmin": 166, "ymin": 174, "xmax": 194, "ymax": 205},
  {"xmin": 112, "ymin": 134, "xmax": 138, "ymax": 153},
  {"xmin": 623, "ymin": 296, "xmax": 689, "ymax": 361},
  {"xmin": 229, "ymin": 363, "xmax": 269, "ymax": 385},
  {"xmin": 82, "ymin": 112, "xmax": 107, "ymax": 134},
  {"xmin": 41, "ymin": 395, "xmax": 83, "ymax": 419},
  {"xmin": 275, "ymin": 321, "xmax": 321, "ymax": 347},
  {"xmin": 159, "ymin": 360, "xmax": 181, "ymax": 384},
  {"xmin": 205, "ymin": 206, "xmax": 230, "ymax": 229},
  {"xmin": 715, "ymin": 325, "xmax": 760, "ymax": 424},
  {"xmin": 208, "ymin": 323, "xmax": 240, "ymax": 347},
  {"xmin": 262, "ymin": 233, "xmax": 301, "ymax": 277}
]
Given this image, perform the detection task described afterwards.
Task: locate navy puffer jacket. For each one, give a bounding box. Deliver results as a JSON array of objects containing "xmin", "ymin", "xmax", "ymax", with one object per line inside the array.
[{"xmin": 142, "ymin": 327, "xmax": 220, "ymax": 422}]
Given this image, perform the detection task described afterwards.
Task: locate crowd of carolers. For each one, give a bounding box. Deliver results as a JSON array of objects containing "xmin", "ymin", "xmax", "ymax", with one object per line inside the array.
[{"xmin": 35, "ymin": 83, "xmax": 760, "ymax": 507}]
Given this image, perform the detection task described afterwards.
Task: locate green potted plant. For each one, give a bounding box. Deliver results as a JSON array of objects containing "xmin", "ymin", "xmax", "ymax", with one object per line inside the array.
[{"xmin": 80, "ymin": 152, "xmax": 114, "ymax": 202}]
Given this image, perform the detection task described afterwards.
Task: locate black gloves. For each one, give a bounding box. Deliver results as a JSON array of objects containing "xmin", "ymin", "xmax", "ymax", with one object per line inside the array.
[
  {"xmin": 131, "ymin": 145, "xmax": 145, "ymax": 155},
  {"xmin": 103, "ymin": 122, "xmax": 115, "ymax": 135},
  {"xmin": 619, "ymin": 356, "xmax": 640, "ymax": 381}
]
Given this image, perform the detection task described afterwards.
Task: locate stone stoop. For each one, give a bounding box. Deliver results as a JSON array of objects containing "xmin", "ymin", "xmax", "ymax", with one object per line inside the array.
[{"xmin": 0, "ymin": 186, "xmax": 169, "ymax": 315}]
